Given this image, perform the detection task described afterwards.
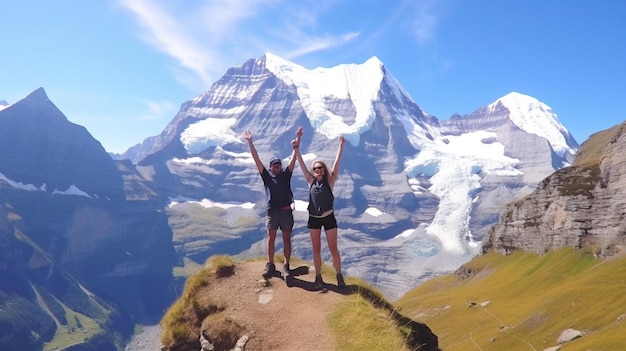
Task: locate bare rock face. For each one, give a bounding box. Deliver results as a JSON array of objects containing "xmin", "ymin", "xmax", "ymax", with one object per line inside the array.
[{"xmin": 483, "ymin": 122, "xmax": 626, "ymax": 256}]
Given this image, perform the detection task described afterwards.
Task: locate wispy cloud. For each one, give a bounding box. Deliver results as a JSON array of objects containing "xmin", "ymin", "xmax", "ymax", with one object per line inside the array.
[
  {"xmin": 273, "ymin": 0, "xmax": 360, "ymax": 58},
  {"xmin": 117, "ymin": 0, "xmax": 217, "ymax": 89},
  {"xmin": 284, "ymin": 32, "xmax": 360, "ymax": 59},
  {"xmin": 117, "ymin": 0, "xmax": 360, "ymax": 91},
  {"xmin": 408, "ymin": 0, "xmax": 440, "ymax": 45},
  {"xmin": 140, "ymin": 100, "xmax": 176, "ymax": 121},
  {"xmin": 196, "ymin": 0, "xmax": 277, "ymax": 37}
]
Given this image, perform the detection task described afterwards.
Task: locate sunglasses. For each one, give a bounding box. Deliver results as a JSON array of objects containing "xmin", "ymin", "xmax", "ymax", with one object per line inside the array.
[{"xmin": 312, "ymin": 166, "xmax": 324, "ymax": 170}]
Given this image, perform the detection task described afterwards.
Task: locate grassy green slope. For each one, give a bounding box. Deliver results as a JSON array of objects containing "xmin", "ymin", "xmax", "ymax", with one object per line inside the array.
[
  {"xmin": 8, "ymin": 229, "xmax": 122, "ymax": 350},
  {"xmin": 395, "ymin": 247, "xmax": 626, "ymax": 350}
]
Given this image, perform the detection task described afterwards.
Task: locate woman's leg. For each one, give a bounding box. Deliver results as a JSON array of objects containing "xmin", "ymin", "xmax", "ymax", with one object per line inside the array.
[
  {"xmin": 325, "ymin": 227, "xmax": 342, "ymax": 274},
  {"xmin": 309, "ymin": 228, "xmax": 322, "ymax": 274}
]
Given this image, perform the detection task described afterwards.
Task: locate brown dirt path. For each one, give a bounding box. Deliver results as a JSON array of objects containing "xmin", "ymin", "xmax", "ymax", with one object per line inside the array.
[
  {"xmin": 206, "ymin": 260, "xmax": 348, "ymax": 350},
  {"xmin": 126, "ymin": 260, "xmax": 349, "ymax": 351}
]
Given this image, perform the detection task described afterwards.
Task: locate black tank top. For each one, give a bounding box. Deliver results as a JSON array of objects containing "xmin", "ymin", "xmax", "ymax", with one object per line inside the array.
[{"xmin": 308, "ymin": 178, "xmax": 334, "ymax": 216}]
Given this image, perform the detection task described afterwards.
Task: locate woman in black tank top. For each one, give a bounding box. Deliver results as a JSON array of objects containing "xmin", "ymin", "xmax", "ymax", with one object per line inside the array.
[{"xmin": 293, "ymin": 128, "xmax": 347, "ymax": 290}]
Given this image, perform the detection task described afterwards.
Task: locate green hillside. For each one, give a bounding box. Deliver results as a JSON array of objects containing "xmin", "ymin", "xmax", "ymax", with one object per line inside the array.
[
  {"xmin": 395, "ymin": 247, "xmax": 626, "ymax": 350},
  {"xmin": 0, "ymin": 226, "xmax": 129, "ymax": 350}
]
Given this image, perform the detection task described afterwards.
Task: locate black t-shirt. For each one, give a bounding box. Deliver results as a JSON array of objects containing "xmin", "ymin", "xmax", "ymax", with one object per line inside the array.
[{"xmin": 260, "ymin": 167, "xmax": 293, "ymax": 210}]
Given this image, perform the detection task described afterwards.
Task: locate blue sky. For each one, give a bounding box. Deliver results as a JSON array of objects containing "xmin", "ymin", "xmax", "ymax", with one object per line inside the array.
[{"xmin": 1, "ymin": 0, "xmax": 624, "ymax": 154}]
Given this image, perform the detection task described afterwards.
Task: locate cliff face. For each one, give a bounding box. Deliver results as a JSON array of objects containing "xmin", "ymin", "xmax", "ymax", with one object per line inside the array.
[{"xmin": 483, "ymin": 122, "xmax": 626, "ymax": 256}]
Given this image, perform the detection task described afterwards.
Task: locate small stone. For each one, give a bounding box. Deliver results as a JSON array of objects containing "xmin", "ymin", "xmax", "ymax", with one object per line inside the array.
[{"xmin": 557, "ymin": 328, "xmax": 583, "ymax": 344}]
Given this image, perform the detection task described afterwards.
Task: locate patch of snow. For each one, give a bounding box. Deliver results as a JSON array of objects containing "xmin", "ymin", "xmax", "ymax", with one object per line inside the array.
[
  {"xmin": 293, "ymin": 199, "xmax": 308, "ymax": 212},
  {"xmin": 365, "ymin": 207, "xmax": 384, "ymax": 217},
  {"xmin": 265, "ymin": 53, "xmax": 385, "ymax": 146},
  {"xmin": 1, "ymin": 172, "xmax": 90, "ymax": 197},
  {"xmin": 180, "ymin": 117, "xmax": 239, "ymax": 154},
  {"xmin": 52, "ymin": 185, "xmax": 91, "ymax": 197},
  {"xmin": 168, "ymin": 196, "xmax": 255, "ymax": 209},
  {"xmin": 0, "ymin": 172, "xmax": 41, "ymax": 191},
  {"xmin": 395, "ymin": 228, "xmax": 417, "ymax": 238},
  {"xmin": 170, "ymin": 156, "xmax": 211, "ymax": 165},
  {"xmin": 404, "ymin": 131, "xmax": 521, "ymax": 254}
]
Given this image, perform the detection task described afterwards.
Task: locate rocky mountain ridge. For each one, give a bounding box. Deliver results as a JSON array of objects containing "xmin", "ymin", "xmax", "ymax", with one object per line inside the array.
[
  {"xmin": 483, "ymin": 121, "xmax": 626, "ymax": 256},
  {"xmin": 115, "ymin": 54, "xmax": 578, "ymax": 300}
]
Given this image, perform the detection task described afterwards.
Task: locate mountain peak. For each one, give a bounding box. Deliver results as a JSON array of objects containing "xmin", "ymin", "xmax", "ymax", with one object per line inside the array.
[
  {"xmin": 263, "ymin": 53, "xmax": 384, "ymax": 77},
  {"xmin": 263, "ymin": 53, "xmax": 387, "ymax": 146},
  {"xmin": 8, "ymin": 87, "xmax": 52, "ymax": 108},
  {"xmin": 0, "ymin": 87, "xmax": 124, "ymax": 199},
  {"xmin": 488, "ymin": 92, "xmax": 576, "ymax": 157},
  {"xmin": 26, "ymin": 86, "xmax": 49, "ymax": 100},
  {"xmin": 6, "ymin": 87, "xmax": 68, "ymax": 125}
]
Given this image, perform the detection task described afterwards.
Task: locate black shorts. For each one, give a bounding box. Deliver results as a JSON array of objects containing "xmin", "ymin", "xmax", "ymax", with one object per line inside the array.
[
  {"xmin": 307, "ymin": 212, "xmax": 338, "ymax": 230},
  {"xmin": 265, "ymin": 208, "xmax": 294, "ymax": 231}
]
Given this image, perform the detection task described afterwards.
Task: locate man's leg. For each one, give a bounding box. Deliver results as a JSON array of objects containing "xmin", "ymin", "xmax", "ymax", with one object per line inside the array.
[
  {"xmin": 281, "ymin": 229, "xmax": 293, "ymax": 283},
  {"xmin": 282, "ymin": 230, "xmax": 292, "ymax": 264},
  {"xmin": 281, "ymin": 209, "xmax": 294, "ymax": 264},
  {"xmin": 263, "ymin": 228, "xmax": 278, "ymax": 278},
  {"xmin": 267, "ymin": 228, "xmax": 277, "ymax": 263}
]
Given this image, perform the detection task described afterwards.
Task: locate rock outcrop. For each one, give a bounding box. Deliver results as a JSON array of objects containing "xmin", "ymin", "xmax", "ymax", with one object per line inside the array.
[{"xmin": 483, "ymin": 121, "xmax": 626, "ymax": 256}]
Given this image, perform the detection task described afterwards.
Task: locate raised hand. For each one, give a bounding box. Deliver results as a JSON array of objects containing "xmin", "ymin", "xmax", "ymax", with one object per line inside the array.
[
  {"xmin": 242, "ymin": 130, "xmax": 252, "ymax": 141},
  {"xmin": 288, "ymin": 127, "xmax": 303, "ymax": 172},
  {"xmin": 296, "ymin": 126, "xmax": 304, "ymax": 139}
]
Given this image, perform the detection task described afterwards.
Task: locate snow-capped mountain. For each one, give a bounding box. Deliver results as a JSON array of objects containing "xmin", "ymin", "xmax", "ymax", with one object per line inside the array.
[
  {"xmin": 0, "ymin": 55, "xmax": 582, "ymax": 348},
  {"xmin": 119, "ymin": 54, "xmax": 578, "ymax": 299}
]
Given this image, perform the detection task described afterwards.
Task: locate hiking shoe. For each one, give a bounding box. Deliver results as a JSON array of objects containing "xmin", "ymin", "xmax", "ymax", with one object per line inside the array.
[
  {"xmin": 282, "ymin": 263, "xmax": 291, "ymax": 273},
  {"xmin": 336, "ymin": 273, "xmax": 346, "ymax": 288},
  {"xmin": 262, "ymin": 262, "xmax": 276, "ymax": 279},
  {"xmin": 282, "ymin": 263, "xmax": 292, "ymax": 283},
  {"xmin": 313, "ymin": 275, "xmax": 325, "ymax": 291}
]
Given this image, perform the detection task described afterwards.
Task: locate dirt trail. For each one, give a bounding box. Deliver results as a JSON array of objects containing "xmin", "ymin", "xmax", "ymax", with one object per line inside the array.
[{"xmin": 126, "ymin": 260, "xmax": 348, "ymax": 351}]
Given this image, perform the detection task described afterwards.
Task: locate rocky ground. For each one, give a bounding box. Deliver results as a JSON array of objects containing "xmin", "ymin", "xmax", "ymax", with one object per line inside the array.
[
  {"xmin": 125, "ymin": 260, "xmax": 348, "ymax": 350},
  {"xmin": 125, "ymin": 324, "xmax": 162, "ymax": 351}
]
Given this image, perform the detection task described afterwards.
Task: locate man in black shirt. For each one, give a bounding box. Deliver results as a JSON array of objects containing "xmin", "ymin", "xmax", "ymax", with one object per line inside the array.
[{"xmin": 243, "ymin": 127, "xmax": 302, "ymax": 282}]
